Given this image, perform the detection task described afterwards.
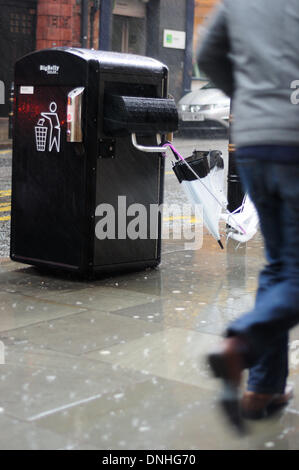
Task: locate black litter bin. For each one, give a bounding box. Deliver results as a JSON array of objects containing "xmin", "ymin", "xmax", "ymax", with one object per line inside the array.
[{"xmin": 11, "ymin": 48, "xmax": 178, "ymax": 275}]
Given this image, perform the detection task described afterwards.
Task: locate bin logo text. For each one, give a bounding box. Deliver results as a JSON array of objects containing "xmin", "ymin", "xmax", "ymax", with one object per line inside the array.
[{"xmin": 40, "ymin": 65, "xmax": 60, "ymax": 75}]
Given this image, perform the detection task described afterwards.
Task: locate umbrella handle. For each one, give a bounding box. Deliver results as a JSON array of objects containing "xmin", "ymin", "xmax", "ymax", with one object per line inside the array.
[{"xmin": 131, "ymin": 134, "xmax": 164, "ymax": 153}]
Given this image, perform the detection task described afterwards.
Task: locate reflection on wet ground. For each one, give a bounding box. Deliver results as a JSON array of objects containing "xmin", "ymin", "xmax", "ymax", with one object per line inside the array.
[
  {"xmin": 0, "ymin": 229, "xmax": 299, "ymax": 450},
  {"xmin": 0, "ymin": 138, "xmax": 299, "ymax": 449}
]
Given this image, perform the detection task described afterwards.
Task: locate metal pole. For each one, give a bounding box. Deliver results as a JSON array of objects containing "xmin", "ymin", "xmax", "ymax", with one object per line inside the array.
[
  {"xmin": 227, "ymin": 109, "xmax": 244, "ymax": 212},
  {"xmin": 81, "ymin": 0, "xmax": 89, "ymax": 48},
  {"xmin": 8, "ymin": 82, "xmax": 14, "ymax": 140},
  {"xmin": 90, "ymin": 6, "xmax": 95, "ymax": 48},
  {"xmin": 183, "ymin": 0, "xmax": 195, "ymax": 95},
  {"xmin": 99, "ymin": 0, "xmax": 113, "ymax": 51}
]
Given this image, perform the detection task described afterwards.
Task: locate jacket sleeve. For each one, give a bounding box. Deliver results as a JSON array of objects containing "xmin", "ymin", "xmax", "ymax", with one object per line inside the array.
[{"xmin": 197, "ymin": 2, "xmax": 234, "ymax": 97}]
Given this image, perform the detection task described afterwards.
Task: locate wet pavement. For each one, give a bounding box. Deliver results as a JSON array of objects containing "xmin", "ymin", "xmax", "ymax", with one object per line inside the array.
[{"xmin": 0, "ymin": 137, "xmax": 299, "ymax": 449}]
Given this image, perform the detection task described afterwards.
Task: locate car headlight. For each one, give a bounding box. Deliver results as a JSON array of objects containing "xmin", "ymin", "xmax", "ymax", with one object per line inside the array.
[
  {"xmin": 190, "ymin": 105, "xmax": 201, "ymax": 113},
  {"xmin": 208, "ymin": 103, "xmax": 230, "ymax": 110},
  {"xmin": 179, "ymin": 104, "xmax": 188, "ymax": 112}
]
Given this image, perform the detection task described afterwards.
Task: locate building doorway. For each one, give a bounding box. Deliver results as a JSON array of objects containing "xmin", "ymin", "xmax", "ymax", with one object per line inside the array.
[
  {"xmin": 112, "ymin": 15, "xmax": 145, "ymax": 55},
  {"xmin": 111, "ymin": 0, "xmax": 146, "ymax": 55},
  {"xmin": 0, "ymin": 0, "xmax": 37, "ymax": 117}
]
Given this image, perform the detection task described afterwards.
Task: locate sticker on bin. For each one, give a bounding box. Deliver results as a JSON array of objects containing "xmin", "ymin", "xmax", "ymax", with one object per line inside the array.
[
  {"xmin": 20, "ymin": 86, "xmax": 34, "ymax": 94},
  {"xmin": 35, "ymin": 102, "xmax": 61, "ymax": 153}
]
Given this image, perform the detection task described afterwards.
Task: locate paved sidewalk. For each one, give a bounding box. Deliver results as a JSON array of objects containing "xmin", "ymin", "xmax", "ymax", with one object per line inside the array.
[{"xmin": 0, "ymin": 231, "xmax": 299, "ymax": 450}]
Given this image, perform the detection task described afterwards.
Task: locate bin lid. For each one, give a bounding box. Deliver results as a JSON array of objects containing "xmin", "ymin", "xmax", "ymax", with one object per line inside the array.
[{"xmin": 15, "ymin": 47, "xmax": 168, "ymax": 86}]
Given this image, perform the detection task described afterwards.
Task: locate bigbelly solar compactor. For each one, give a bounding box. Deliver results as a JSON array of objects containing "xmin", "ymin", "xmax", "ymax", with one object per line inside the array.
[{"xmin": 11, "ymin": 48, "xmax": 178, "ymax": 275}]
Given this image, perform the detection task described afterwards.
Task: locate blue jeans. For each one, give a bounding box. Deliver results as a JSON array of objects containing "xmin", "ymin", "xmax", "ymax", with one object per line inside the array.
[{"xmin": 227, "ymin": 150, "xmax": 299, "ymax": 394}]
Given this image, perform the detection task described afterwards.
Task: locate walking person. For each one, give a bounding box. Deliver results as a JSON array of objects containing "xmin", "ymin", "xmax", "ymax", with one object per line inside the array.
[{"xmin": 197, "ymin": 0, "xmax": 299, "ymax": 431}]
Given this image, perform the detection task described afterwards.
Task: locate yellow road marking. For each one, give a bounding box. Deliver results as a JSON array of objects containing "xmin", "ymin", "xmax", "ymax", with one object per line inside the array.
[
  {"xmin": 0, "ymin": 190, "xmax": 11, "ymax": 197},
  {"xmin": 0, "ymin": 215, "xmax": 199, "ymax": 224},
  {"xmin": 0, "ymin": 206, "xmax": 10, "ymax": 213},
  {"xmin": 163, "ymin": 215, "xmax": 202, "ymax": 223}
]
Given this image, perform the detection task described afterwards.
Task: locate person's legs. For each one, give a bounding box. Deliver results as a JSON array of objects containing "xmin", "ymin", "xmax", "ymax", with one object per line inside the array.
[
  {"xmin": 207, "ymin": 156, "xmax": 299, "ymax": 430},
  {"xmin": 227, "ymin": 160, "xmax": 299, "ymax": 357},
  {"xmin": 232, "ymin": 158, "xmax": 289, "ymax": 394},
  {"xmin": 234, "ymin": 158, "xmax": 289, "ymax": 394},
  {"xmin": 247, "ymin": 334, "xmax": 288, "ymax": 394}
]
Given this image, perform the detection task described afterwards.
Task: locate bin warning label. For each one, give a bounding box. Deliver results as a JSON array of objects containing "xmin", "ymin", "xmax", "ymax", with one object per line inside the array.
[
  {"xmin": 20, "ymin": 86, "xmax": 34, "ymax": 94},
  {"xmin": 35, "ymin": 102, "xmax": 61, "ymax": 153}
]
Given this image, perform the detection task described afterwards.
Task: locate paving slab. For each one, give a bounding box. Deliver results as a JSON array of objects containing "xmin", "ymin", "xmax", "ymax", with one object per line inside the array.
[
  {"xmin": 33, "ymin": 377, "xmax": 299, "ymax": 450},
  {"xmin": 0, "ymin": 413, "xmax": 72, "ymax": 450},
  {"xmin": 0, "ymin": 343, "xmax": 149, "ymax": 423},
  {"xmin": 85, "ymin": 327, "xmax": 227, "ymax": 390},
  {"xmin": 0, "ymin": 309, "xmax": 164, "ymax": 356},
  {"xmin": 0, "ymin": 290, "xmax": 87, "ymax": 332}
]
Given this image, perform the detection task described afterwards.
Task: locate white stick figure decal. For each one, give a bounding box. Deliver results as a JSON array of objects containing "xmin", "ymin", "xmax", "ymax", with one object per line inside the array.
[{"xmin": 35, "ymin": 102, "xmax": 61, "ymax": 152}]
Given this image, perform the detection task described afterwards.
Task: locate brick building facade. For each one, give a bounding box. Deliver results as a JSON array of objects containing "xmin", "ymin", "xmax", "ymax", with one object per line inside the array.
[
  {"xmin": 194, "ymin": 0, "xmax": 219, "ymax": 32},
  {"xmin": 36, "ymin": 0, "xmax": 80, "ymax": 50},
  {"xmin": 35, "ymin": 0, "xmax": 99, "ymax": 50}
]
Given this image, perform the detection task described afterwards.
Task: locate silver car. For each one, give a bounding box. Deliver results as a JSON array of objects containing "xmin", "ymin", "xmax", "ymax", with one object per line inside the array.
[{"xmin": 177, "ymin": 82, "xmax": 230, "ymax": 134}]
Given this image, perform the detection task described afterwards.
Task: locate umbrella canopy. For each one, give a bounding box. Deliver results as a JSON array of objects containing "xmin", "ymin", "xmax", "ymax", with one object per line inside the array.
[
  {"xmin": 163, "ymin": 142, "xmax": 249, "ymax": 248},
  {"xmin": 131, "ymin": 137, "xmax": 257, "ymax": 246},
  {"xmin": 221, "ymin": 194, "xmax": 259, "ymax": 243},
  {"xmin": 172, "ymin": 150, "xmax": 227, "ymax": 249}
]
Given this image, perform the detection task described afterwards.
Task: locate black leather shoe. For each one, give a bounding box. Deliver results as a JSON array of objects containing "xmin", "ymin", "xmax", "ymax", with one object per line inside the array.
[
  {"xmin": 241, "ymin": 385, "xmax": 294, "ymax": 420},
  {"xmin": 207, "ymin": 337, "xmax": 247, "ymax": 434}
]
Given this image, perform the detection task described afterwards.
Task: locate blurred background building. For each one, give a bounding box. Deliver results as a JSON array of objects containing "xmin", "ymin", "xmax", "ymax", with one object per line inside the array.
[
  {"xmin": 0, "ymin": 0, "xmax": 219, "ymax": 130},
  {"xmin": 193, "ymin": 0, "xmax": 219, "ymax": 84}
]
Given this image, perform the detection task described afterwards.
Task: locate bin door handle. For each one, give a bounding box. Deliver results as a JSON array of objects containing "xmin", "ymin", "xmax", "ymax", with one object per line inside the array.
[
  {"xmin": 131, "ymin": 133, "xmax": 165, "ymax": 153},
  {"xmin": 67, "ymin": 87, "xmax": 85, "ymax": 142}
]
